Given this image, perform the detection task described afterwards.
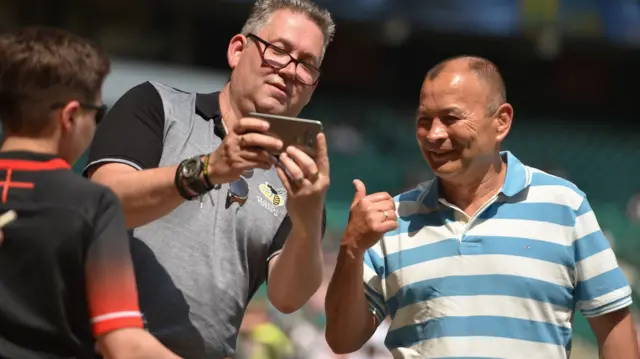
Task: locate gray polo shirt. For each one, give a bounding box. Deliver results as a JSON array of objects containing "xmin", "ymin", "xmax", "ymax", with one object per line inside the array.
[{"xmin": 84, "ymin": 81, "xmax": 322, "ymax": 358}]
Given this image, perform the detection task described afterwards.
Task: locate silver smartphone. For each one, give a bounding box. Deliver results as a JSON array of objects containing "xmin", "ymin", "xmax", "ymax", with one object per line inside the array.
[{"xmin": 248, "ymin": 112, "xmax": 323, "ymax": 157}]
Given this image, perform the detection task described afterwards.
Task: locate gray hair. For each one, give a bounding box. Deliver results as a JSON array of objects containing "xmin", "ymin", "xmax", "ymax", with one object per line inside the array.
[{"xmin": 241, "ymin": 0, "xmax": 335, "ymax": 59}]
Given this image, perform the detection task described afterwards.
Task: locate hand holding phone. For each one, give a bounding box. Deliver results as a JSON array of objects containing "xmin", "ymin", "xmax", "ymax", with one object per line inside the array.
[
  {"xmin": 206, "ymin": 117, "xmax": 283, "ymax": 184},
  {"xmin": 247, "ymin": 112, "xmax": 323, "ymax": 157}
]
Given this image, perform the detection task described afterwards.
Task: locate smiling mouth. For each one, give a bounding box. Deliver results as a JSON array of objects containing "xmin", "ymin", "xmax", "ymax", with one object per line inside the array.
[
  {"xmin": 269, "ymin": 83, "xmax": 288, "ymax": 95},
  {"xmin": 430, "ymin": 150, "xmax": 454, "ymax": 155},
  {"xmin": 428, "ymin": 150, "xmax": 456, "ymax": 159}
]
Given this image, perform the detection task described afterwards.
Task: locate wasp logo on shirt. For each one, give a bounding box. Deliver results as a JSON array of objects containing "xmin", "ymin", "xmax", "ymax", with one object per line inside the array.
[
  {"xmin": 258, "ymin": 182, "xmax": 287, "ymax": 207},
  {"xmin": 257, "ymin": 182, "xmax": 287, "ymax": 217}
]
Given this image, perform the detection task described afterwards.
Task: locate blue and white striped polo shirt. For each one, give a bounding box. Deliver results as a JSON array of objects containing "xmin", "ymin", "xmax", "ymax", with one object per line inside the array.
[{"xmin": 363, "ymin": 151, "xmax": 632, "ymax": 359}]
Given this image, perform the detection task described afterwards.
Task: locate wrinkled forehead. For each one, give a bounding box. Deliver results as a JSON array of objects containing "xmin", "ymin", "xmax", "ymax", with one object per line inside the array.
[
  {"xmin": 419, "ymin": 71, "xmax": 486, "ymax": 113},
  {"xmin": 256, "ymin": 10, "xmax": 325, "ymax": 62}
]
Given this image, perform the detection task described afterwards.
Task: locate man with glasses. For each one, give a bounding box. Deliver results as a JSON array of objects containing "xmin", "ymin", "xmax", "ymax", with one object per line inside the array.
[
  {"xmin": 83, "ymin": 0, "xmax": 335, "ymax": 357},
  {"xmin": 0, "ymin": 26, "xmax": 180, "ymax": 358}
]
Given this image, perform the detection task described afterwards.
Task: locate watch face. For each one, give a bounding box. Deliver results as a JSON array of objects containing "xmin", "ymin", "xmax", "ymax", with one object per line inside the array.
[{"xmin": 182, "ymin": 158, "xmax": 201, "ymax": 178}]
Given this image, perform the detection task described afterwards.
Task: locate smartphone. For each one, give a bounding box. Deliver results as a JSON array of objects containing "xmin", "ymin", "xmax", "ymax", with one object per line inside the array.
[{"xmin": 248, "ymin": 112, "xmax": 323, "ymax": 157}]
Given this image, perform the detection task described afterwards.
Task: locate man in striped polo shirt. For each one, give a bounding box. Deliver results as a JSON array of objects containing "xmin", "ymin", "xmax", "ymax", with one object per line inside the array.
[{"xmin": 325, "ymin": 56, "xmax": 638, "ymax": 358}]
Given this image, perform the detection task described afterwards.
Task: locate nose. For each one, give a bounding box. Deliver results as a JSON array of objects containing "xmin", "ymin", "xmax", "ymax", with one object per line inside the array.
[
  {"xmin": 425, "ymin": 117, "xmax": 448, "ymax": 143},
  {"xmin": 278, "ymin": 61, "xmax": 297, "ymax": 81}
]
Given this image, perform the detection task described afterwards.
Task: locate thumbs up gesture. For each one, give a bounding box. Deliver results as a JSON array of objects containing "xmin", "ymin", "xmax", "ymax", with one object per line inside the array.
[{"xmin": 342, "ymin": 179, "xmax": 398, "ymax": 256}]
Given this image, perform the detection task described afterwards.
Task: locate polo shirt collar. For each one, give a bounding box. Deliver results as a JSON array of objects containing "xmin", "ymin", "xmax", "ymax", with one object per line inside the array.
[
  {"xmin": 420, "ymin": 151, "xmax": 531, "ymax": 209},
  {"xmin": 500, "ymin": 151, "xmax": 532, "ymax": 197},
  {"xmin": 195, "ymin": 91, "xmax": 229, "ymax": 139},
  {"xmin": 195, "ymin": 91, "xmax": 222, "ymax": 121}
]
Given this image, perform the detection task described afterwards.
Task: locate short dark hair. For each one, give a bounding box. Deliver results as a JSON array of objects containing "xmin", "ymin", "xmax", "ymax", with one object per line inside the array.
[
  {"xmin": 241, "ymin": 0, "xmax": 335, "ymax": 59},
  {"xmin": 427, "ymin": 55, "xmax": 506, "ymax": 115},
  {"xmin": 0, "ymin": 26, "xmax": 110, "ymax": 135}
]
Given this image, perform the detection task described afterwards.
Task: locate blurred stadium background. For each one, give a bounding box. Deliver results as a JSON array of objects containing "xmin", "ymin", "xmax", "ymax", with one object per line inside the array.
[{"xmin": 2, "ymin": 0, "xmax": 640, "ymax": 357}]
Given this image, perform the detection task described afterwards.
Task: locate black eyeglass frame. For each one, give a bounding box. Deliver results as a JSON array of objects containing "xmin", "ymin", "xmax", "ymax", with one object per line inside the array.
[{"xmin": 246, "ymin": 33, "xmax": 322, "ymax": 86}]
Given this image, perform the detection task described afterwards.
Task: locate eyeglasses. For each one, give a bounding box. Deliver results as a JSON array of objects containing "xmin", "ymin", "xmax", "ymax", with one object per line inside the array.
[
  {"xmin": 247, "ymin": 33, "xmax": 321, "ymax": 86},
  {"xmin": 50, "ymin": 102, "xmax": 108, "ymax": 124}
]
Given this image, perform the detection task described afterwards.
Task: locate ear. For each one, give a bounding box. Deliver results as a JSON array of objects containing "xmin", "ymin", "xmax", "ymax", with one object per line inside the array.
[
  {"xmin": 227, "ymin": 34, "xmax": 248, "ymax": 70},
  {"xmin": 494, "ymin": 103, "xmax": 513, "ymax": 143},
  {"xmin": 57, "ymin": 100, "xmax": 81, "ymax": 132}
]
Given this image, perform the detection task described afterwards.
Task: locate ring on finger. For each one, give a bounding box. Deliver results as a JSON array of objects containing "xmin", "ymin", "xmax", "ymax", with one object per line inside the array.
[
  {"xmin": 293, "ymin": 176, "xmax": 305, "ymax": 187},
  {"xmin": 382, "ymin": 210, "xmax": 389, "ymax": 221}
]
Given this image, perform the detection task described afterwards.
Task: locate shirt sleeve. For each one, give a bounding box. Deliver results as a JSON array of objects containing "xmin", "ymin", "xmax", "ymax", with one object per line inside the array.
[
  {"xmin": 573, "ymin": 196, "xmax": 632, "ymax": 318},
  {"xmin": 363, "ymin": 248, "xmax": 388, "ymax": 325},
  {"xmin": 85, "ymin": 188, "xmax": 144, "ymax": 337},
  {"xmin": 83, "ymin": 81, "xmax": 165, "ymax": 176}
]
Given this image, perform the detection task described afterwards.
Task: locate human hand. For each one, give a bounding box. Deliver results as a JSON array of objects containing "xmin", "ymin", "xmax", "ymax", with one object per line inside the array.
[
  {"xmin": 341, "ymin": 180, "xmax": 398, "ymax": 257},
  {"xmin": 207, "ymin": 117, "xmax": 284, "ymax": 184},
  {"xmin": 276, "ymin": 133, "xmax": 330, "ymax": 234}
]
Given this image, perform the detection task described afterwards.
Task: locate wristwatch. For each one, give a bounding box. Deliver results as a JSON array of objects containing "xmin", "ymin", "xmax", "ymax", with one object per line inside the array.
[{"xmin": 175, "ymin": 155, "xmax": 210, "ymax": 200}]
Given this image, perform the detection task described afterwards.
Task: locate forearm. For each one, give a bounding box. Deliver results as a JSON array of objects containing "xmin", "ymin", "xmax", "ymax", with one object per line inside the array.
[
  {"xmin": 324, "ymin": 244, "xmax": 375, "ymax": 354},
  {"xmin": 599, "ymin": 316, "xmax": 639, "ymax": 359},
  {"xmin": 267, "ymin": 218, "xmax": 323, "ymax": 313},
  {"xmin": 589, "ymin": 308, "xmax": 640, "ymax": 359},
  {"xmin": 91, "ymin": 166, "xmax": 184, "ymax": 229}
]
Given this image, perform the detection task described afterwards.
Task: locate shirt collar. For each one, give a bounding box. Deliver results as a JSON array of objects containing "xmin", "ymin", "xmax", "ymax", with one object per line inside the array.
[
  {"xmin": 0, "ymin": 151, "xmax": 70, "ymax": 170},
  {"xmin": 420, "ymin": 151, "xmax": 531, "ymax": 209},
  {"xmin": 195, "ymin": 91, "xmax": 228, "ymax": 138},
  {"xmin": 195, "ymin": 91, "xmax": 222, "ymax": 121}
]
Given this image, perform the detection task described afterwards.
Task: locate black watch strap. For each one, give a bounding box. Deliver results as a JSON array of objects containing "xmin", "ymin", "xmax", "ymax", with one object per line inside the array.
[
  {"xmin": 175, "ymin": 156, "xmax": 213, "ymax": 200},
  {"xmin": 174, "ymin": 160, "xmax": 198, "ymax": 200}
]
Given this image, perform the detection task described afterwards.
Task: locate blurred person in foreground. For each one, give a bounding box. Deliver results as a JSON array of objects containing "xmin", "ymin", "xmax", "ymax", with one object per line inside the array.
[
  {"xmin": 237, "ymin": 302, "xmax": 294, "ymax": 359},
  {"xmin": 83, "ymin": 0, "xmax": 335, "ymax": 357},
  {"xmin": 324, "ymin": 56, "xmax": 639, "ymax": 358},
  {"xmin": 0, "ymin": 26, "xmax": 179, "ymax": 359}
]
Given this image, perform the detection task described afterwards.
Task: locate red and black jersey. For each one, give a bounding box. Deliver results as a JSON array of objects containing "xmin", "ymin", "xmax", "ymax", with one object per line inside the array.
[{"xmin": 0, "ymin": 151, "xmax": 143, "ymax": 359}]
